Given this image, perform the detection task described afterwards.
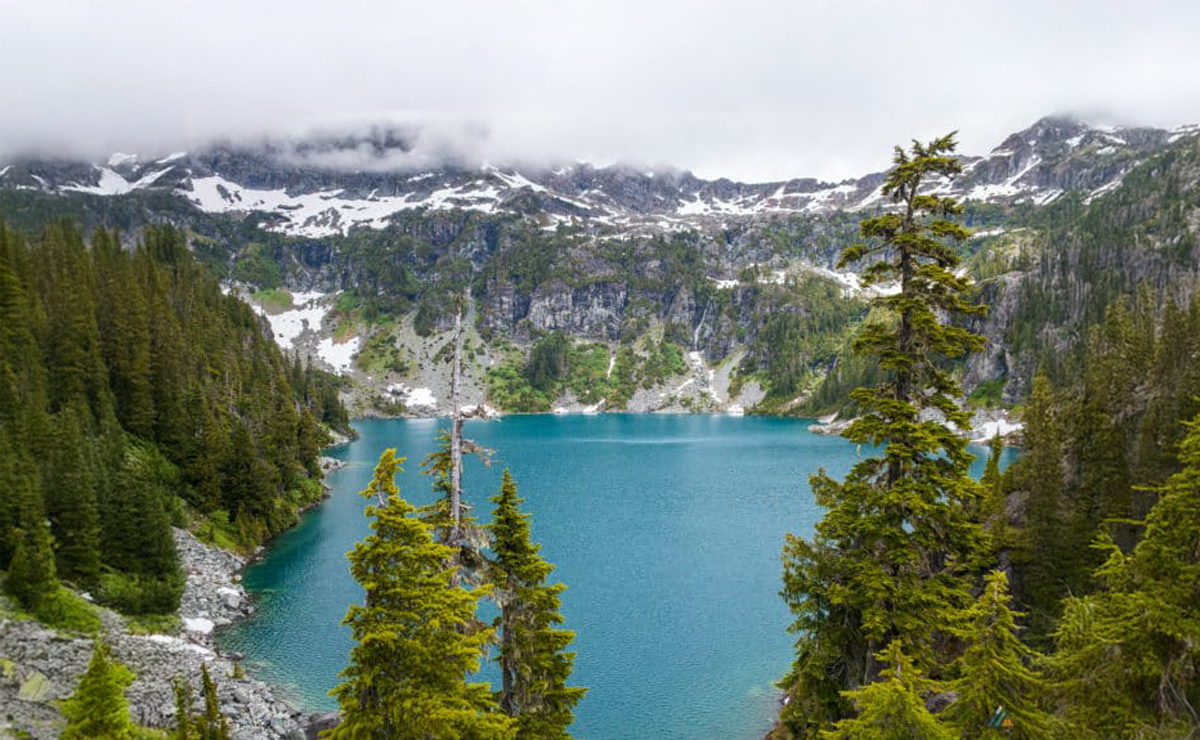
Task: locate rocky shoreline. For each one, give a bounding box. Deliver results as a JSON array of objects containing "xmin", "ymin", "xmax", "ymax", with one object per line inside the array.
[
  {"xmin": 806, "ymin": 407, "xmax": 1025, "ymax": 445},
  {"xmin": 0, "ymin": 528, "xmax": 330, "ymax": 739}
]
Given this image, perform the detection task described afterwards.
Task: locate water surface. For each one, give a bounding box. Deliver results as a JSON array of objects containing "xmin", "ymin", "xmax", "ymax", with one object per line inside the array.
[{"xmin": 220, "ymin": 414, "xmax": 1008, "ymax": 740}]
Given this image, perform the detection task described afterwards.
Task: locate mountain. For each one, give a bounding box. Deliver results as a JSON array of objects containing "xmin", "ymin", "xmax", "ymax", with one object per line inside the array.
[{"xmin": 2, "ymin": 115, "xmax": 1198, "ymax": 418}]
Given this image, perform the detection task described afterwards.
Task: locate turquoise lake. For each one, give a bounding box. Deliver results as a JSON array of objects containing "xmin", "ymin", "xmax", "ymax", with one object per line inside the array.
[{"xmin": 219, "ymin": 414, "xmax": 1009, "ymax": 740}]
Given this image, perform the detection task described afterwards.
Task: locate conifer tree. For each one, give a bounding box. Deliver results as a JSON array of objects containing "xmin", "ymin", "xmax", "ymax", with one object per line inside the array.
[
  {"xmin": 61, "ymin": 639, "xmax": 136, "ymax": 739},
  {"xmin": 489, "ymin": 470, "xmax": 586, "ymax": 739},
  {"xmin": 5, "ymin": 482, "xmax": 57, "ymax": 611},
  {"xmin": 780, "ymin": 133, "xmax": 986, "ymax": 736},
  {"xmin": 422, "ymin": 430, "xmax": 491, "ymax": 581},
  {"xmin": 944, "ymin": 571, "xmax": 1054, "ymax": 740},
  {"xmin": 174, "ymin": 676, "xmax": 193, "ymax": 740},
  {"xmin": 976, "ymin": 435, "xmax": 1012, "ymax": 568},
  {"xmin": 198, "ymin": 662, "xmax": 231, "ymax": 740},
  {"xmin": 43, "ymin": 402, "xmax": 102, "ymax": 588},
  {"xmin": 823, "ymin": 642, "xmax": 953, "ymax": 740},
  {"xmin": 325, "ymin": 449, "xmax": 514, "ymax": 740},
  {"xmin": 1010, "ymin": 374, "xmax": 1072, "ymax": 642},
  {"xmin": 1049, "ymin": 408, "xmax": 1200, "ymax": 738}
]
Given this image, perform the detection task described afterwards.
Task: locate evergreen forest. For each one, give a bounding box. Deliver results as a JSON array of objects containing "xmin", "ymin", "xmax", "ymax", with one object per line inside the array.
[{"xmin": 0, "ymin": 220, "xmax": 349, "ymax": 622}]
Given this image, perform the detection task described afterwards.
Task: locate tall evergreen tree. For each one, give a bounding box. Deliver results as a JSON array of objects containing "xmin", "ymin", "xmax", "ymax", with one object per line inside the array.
[
  {"xmin": 1049, "ymin": 409, "xmax": 1200, "ymax": 738},
  {"xmin": 944, "ymin": 571, "xmax": 1055, "ymax": 740},
  {"xmin": 1010, "ymin": 374, "xmax": 1072, "ymax": 642},
  {"xmin": 174, "ymin": 676, "xmax": 194, "ymax": 740},
  {"xmin": 42, "ymin": 401, "xmax": 102, "ymax": 588},
  {"xmin": 325, "ymin": 449, "xmax": 514, "ymax": 740},
  {"xmin": 780, "ymin": 133, "xmax": 986, "ymax": 737},
  {"xmin": 60, "ymin": 639, "xmax": 136, "ymax": 740},
  {"xmin": 489, "ymin": 470, "xmax": 586, "ymax": 739},
  {"xmin": 822, "ymin": 641, "xmax": 953, "ymax": 740}
]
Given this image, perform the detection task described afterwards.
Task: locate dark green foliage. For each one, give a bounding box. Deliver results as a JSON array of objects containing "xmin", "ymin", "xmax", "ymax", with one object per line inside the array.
[
  {"xmin": 822, "ymin": 642, "xmax": 953, "ymax": 740},
  {"xmin": 199, "ymin": 663, "xmax": 232, "ymax": 740},
  {"xmin": 61, "ymin": 640, "xmax": 137, "ymax": 739},
  {"xmin": 174, "ymin": 677, "xmax": 193, "ymax": 740},
  {"xmin": 0, "ymin": 220, "xmax": 346, "ymax": 619},
  {"xmin": 326, "ymin": 449, "xmax": 514, "ymax": 740},
  {"xmin": 1009, "ymin": 375, "xmax": 1074, "ymax": 642},
  {"xmin": 489, "ymin": 470, "xmax": 586, "ymax": 739},
  {"xmin": 1047, "ymin": 409, "xmax": 1200, "ymax": 739},
  {"xmin": 526, "ymin": 331, "xmax": 571, "ymax": 392},
  {"xmin": 43, "ymin": 402, "xmax": 103, "ymax": 589},
  {"xmin": 487, "ymin": 336, "xmax": 691, "ymax": 412},
  {"xmin": 780, "ymin": 134, "xmax": 986, "ymax": 738},
  {"xmin": 5, "ymin": 522, "xmax": 57, "ymax": 612},
  {"xmin": 944, "ymin": 571, "xmax": 1054, "ymax": 740}
]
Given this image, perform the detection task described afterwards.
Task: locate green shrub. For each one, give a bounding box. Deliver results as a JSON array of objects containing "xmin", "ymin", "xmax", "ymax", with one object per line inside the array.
[
  {"xmin": 34, "ymin": 587, "xmax": 103, "ymax": 634},
  {"xmin": 97, "ymin": 571, "xmax": 184, "ymax": 616}
]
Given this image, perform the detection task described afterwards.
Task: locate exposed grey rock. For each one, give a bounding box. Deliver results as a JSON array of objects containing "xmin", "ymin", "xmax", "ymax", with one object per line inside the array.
[{"xmin": 0, "ymin": 530, "xmax": 307, "ymax": 739}]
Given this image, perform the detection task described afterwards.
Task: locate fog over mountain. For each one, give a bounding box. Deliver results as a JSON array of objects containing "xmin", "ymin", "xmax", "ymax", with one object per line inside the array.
[{"xmin": 2, "ymin": 0, "xmax": 1199, "ymax": 180}]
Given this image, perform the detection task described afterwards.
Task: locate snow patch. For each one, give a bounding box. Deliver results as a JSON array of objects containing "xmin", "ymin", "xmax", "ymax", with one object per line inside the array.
[
  {"xmin": 254, "ymin": 291, "xmax": 329, "ymax": 350},
  {"xmin": 971, "ymin": 419, "xmax": 1023, "ymax": 443},
  {"xmin": 144, "ymin": 634, "xmax": 214, "ymax": 656},
  {"xmin": 108, "ymin": 152, "xmax": 138, "ymax": 167},
  {"xmin": 318, "ymin": 335, "xmax": 360, "ymax": 374}
]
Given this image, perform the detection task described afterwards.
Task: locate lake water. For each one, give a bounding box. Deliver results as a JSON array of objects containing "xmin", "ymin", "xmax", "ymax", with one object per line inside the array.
[{"xmin": 219, "ymin": 414, "xmax": 1009, "ymax": 740}]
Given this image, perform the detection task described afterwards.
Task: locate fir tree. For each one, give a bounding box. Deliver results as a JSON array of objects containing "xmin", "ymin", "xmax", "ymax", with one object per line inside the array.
[
  {"xmin": 42, "ymin": 402, "xmax": 102, "ymax": 589},
  {"xmin": 174, "ymin": 676, "xmax": 193, "ymax": 740},
  {"xmin": 489, "ymin": 469, "xmax": 586, "ymax": 739},
  {"xmin": 325, "ymin": 449, "xmax": 514, "ymax": 740},
  {"xmin": 822, "ymin": 642, "xmax": 953, "ymax": 740},
  {"xmin": 1048, "ymin": 408, "xmax": 1200, "ymax": 738},
  {"xmin": 1010, "ymin": 374, "xmax": 1072, "ymax": 643},
  {"xmin": 944, "ymin": 571, "xmax": 1054, "ymax": 740},
  {"xmin": 780, "ymin": 133, "xmax": 986, "ymax": 736},
  {"xmin": 60, "ymin": 639, "xmax": 136, "ymax": 739},
  {"xmin": 198, "ymin": 662, "xmax": 231, "ymax": 740},
  {"xmin": 5, "ymin": 507, "xmax": 57, "ymax": 612}
]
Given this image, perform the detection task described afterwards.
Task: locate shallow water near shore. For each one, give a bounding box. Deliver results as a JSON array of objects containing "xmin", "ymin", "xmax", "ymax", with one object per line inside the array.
[{"xmin": 219, "ymin": 414, "xmax": 1011, "ymax": 740}]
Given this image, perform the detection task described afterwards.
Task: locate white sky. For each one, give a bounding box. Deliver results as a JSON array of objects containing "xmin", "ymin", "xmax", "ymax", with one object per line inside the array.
[{"xmin": 1, "ymin": 0, "xmax": 1198, "ymax": 182}]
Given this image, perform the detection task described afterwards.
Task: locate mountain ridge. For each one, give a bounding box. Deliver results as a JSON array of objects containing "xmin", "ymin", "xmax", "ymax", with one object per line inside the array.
[{"xmin": 3, "ymin": 115, "xmax": 1195, "ymax": 239}]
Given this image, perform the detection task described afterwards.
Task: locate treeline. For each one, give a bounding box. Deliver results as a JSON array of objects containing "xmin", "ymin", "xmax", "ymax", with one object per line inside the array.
[
  {"xmin": 0, "ymin": 221, "xmax": 347, "ymax": 619},
  {"xmin": 777, "ymin": 135, "xmax": 1200, "ymax": 740}
]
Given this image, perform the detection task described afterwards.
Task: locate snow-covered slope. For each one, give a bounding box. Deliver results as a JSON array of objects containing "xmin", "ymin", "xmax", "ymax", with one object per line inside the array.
[{"xmin": 2, "ymin": 115, "xmax": 1195, "ymax": 239}]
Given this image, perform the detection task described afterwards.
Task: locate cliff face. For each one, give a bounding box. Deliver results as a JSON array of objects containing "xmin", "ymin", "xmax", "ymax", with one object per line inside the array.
[{"xmin": 2, "ymin": 116, "xmax": 1198, "ymax": 415}]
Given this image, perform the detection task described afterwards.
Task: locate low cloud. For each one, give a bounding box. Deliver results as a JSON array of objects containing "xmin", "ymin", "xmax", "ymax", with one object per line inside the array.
[{"xmin": 2, "ymin": 0, "xmax": 1199, "ymax": 181}]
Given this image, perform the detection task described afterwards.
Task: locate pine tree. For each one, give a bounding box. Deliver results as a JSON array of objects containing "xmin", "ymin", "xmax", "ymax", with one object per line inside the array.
[
  {"xmin": 1010, "ymin": 374, "xmax": 1073, "ymax": 642},
  {"xmin": 977, "ymin": 435, "xmax": 1012, "ymax": 568},
  {"xmin": 489, "ymin": 469, "xmax": 586, "ymax": 739},
  {"xmin": 174, "ymin": 676, "xmax": 193, "ymax": 740},
  {"xmin": 60, "ymin": 639, "xmax": 136, "ymax": 739},
  {"xmin": 1049, "ymin": 408, "xmax": 1200, "ymax": 738},
  {"xmin": 422, "ymin": 431, "xmax": 491, "ymax": 581},
  {"xmin": 944, "ymin": 571, "xmax": 1054, "ymax": 740},
  {"xmin": 780, "ymin": 133, "xmax": 986, "ymax": 736},
  {"xmin": 822, "ymin": 642, "xmax": 953, "ymax": 740},
  {"xmin": 42, "ymin": 401, "xmax": 102, "ymax": 589},
  {"xmin": 325, "ymin": 449, "xmax": 514, "ymax": 740},
  {"xmin": 198, "ymin": 662, "xmax": 231, "ymax": 740},
  {"xmin": 5, "ymin": 488, "xmax": 57, "ymax": 612}
]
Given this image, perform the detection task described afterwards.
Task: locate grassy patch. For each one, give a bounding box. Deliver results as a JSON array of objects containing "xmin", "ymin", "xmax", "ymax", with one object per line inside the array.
[
  {"xmin": 33, "ymin": 587, "xmax": 104, "ymax": 634},
  {"xmin": 968, "ymin": 377, "xmax": 1007, "ymax": 409},
  {"xmin": 251, "ymin": 288, "xmax": 293, "ymax": 313},
  {"xmin": 124, "ymin": 612, "xmax": 182, "ymax": 636}
]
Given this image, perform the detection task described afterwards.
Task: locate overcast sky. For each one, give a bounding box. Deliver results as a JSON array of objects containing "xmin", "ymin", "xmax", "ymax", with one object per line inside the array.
[{"xmin": 2, "ymin": 0, "xmax": 1198, "ymax": 181}]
